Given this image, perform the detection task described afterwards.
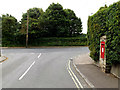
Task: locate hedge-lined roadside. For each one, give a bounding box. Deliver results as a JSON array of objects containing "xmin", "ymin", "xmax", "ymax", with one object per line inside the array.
[
  {"xmin": 29, "ymin": 35, "xmax": 87, "ymax": 46},
  {"xmin": 2, "ymin": 3, "xmax": 83, "ymax": 47},
  {"xmin": 87, "ymin": 1, "xmax": 120, "ymax": 64},
  {"xmin": 2, "ymin": 34, "xmax": 87, "ymax": 47}
]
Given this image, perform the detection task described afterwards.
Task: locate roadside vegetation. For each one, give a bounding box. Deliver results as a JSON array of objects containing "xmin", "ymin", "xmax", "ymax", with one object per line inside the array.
[
  {"xmin": 29, "ymin": 34, "xmax": 87, "ymax": 46},
  {"xmin": 1, "ymin": 3, "xmax": 87, "ymax": 47},
  {"xmin": 0, "ymin": 17, "xmax": 1, "ymax": 47},
  {"xmin": 87, "ymin": 1, "xmax": 120, "ymax": 64}
]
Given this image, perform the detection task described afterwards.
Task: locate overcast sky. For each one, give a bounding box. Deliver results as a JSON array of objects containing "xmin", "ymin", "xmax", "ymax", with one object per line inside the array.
[{"xmin": 0, "ymin": 0, "xmax": 119, "ymax": 33}]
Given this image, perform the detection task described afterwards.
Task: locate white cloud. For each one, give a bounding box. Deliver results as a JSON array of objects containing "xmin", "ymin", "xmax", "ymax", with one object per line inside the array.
[{"xmin": 0, "ymin": 0, "xmax": 119, "ymax": 33}]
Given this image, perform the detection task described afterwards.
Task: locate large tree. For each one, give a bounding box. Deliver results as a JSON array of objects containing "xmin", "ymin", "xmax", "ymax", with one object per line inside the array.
[
  {"xmin": 21, "ymin": 3, "xmax": 82, "ymax": 38},
  {"xmin": 64, "ymin": 9, "xmax": 82, "ymax": 36},
  {"xmin": 44, "ymin": 3, "xmax": 82, "ymax": 37},
  {"xmin": 21, "ymin": 8, "xmax": 44, "ymax": 44},
  {"xmin": 2, "ymin": 14, "xmax": 19, "ymax": 46},
  {"xmin": 44, "ymin": 3, "xmax": 66, "ymax": 37}
]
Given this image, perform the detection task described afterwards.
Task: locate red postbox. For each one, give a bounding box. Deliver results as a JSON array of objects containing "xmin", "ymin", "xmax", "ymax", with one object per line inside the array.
[{"xmin": 101, "ymin": 41, "xmax": 105, "ymax": 59}]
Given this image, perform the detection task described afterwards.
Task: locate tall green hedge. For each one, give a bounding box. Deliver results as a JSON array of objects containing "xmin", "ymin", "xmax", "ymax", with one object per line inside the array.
[
  {"xmin": 87, "ymin": 1, "xmax": 120, "ymax": 64},
  {"xmin": 28, "ymin": 35, "xmax": 87, "ymax": 46}
]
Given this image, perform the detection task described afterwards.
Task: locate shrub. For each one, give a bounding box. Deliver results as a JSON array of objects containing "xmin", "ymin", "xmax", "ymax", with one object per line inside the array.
[
  {"xmin": 87, "ymin": 1, "xmax": 120, "ymax": 64},
  {"xmin": 28, "ymin": 35, "xmax": 87, "ymax": 46}
]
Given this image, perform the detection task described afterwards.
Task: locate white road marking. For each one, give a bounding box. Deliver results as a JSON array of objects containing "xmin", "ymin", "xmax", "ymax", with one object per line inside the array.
[
  {"xmin": 30, "ymin": 53, "xmax": 35, "ymax": 54},
  {"xmin": 68, "ymin": 60, "xmax": 83, "ymax": 88},
  {"xmin": 67, "ymin": 60, "xmax": 83, "ymax": 88},
  {"xmin": 67, "ymin": 68, "xmax": 79, "ymax": 88},
  {"xmin": 72, "ymin": 62, "xmax": 95, "ymax": 88},
  {"xmin": 38, "ymin": 53, "xmax": 41, "ymax": 58},
  {"xmin": 19, "ymin": 61, "xmax": 35, "ymax": 80}
]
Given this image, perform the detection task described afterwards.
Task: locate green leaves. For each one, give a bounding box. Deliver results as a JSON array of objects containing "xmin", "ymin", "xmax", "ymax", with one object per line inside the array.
[
  {"xmin": 2, "ymin": 3, "xmax": 83, "ymax": 47},
  {"xmin": 87, "ymin": 1, "xmax": 120, "ymax": 64},
  {"xmin": 41, "ymin": 3, "xmax": 82, "ymax": 37},
  {"xmin": 20, "ymin": 3, "xmax": 82, "ymax": 38},
  {"xmin": 2, "ymin": 14, "xmax": 19, "ymax": 46}
]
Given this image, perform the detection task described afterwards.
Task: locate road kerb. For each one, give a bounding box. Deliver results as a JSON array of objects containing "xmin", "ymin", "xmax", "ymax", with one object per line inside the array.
[
  {"xmin": 0, "ymin": 56, "xmax": 8, "ymax": 63},
  {"xmin": 67, "ymin": 60, "xmax": 83, "ymax": 88},
  {"xmin": 67, "ymin": 67, "xmax": 80, "ymax": 88},
  {"xmin": 72, "ymin": 60, "xmax": 95, "ymax": 88}
]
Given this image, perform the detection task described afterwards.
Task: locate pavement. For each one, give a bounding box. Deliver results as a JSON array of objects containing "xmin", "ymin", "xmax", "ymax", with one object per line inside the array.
[{"xmin": 73, "ymin": 53, "xmax": 119, "ymax": 89}]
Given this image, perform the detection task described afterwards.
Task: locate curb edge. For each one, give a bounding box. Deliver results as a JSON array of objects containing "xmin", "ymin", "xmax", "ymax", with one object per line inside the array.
[
  {"xmin": 71, "ymin": 59, "xmax": 95, "ymax": 88},
  {"xmin": 0, "ymin": 56, "xmax": 8, "ymax": 63}
]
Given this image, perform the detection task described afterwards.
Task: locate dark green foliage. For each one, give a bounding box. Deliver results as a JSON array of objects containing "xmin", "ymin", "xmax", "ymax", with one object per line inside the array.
[
  {"xmin": 2, "ymin": 3, "xmax": 84, "ymax": 47},
  {"xmin": 64, "ymin": 9, "xmax": 82, "ymax": 37},
  {"xmin": 20, "ymin": 3, "xmax": 83, "ymax": 45},
  {"xmin": 44, "ymin": 3, "xmax": 65, "ymax": 37},
  {"xmin": 87, "ymin": 1, "xmax": 120, "ymax": 64},
  {"xmin": 2, "ymin": 14, "xmax": 20, "ymax": 46},
  {"xmin": 40, "ymin": 3, "xmax": 82, "ymax": 37},
  {"xmin": 28, "ymin": 35, "xmax": 87, "ymax": 46},
  {"xmin": 21, "ymin": 8, "xmax": 44, "ymax": 43},
  {"xmin": 21, "ymin": 3, "xmax": 82, "ymax": 38}
]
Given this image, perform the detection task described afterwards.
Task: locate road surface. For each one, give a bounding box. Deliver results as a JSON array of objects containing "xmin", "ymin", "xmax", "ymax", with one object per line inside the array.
[{"xmin": 2, "ymin": 47, "xmax": 89, "ymax": 88}]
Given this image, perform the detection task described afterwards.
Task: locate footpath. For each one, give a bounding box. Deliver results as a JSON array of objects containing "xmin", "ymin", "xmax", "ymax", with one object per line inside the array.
[{"xmin": 73, "ymin": 53, "xmax": 119, "ymax": 89}]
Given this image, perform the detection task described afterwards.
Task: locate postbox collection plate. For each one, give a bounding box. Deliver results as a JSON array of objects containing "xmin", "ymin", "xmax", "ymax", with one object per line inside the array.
[{"xmin": 101, "ymin": 41, "xmax": 105, "ymax": 59}]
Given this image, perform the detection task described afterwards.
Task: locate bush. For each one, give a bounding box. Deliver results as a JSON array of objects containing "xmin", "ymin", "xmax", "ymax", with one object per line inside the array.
[
  {"xmin": 87, "ymin": 1, "xmax": 120, "ymax": 64},
  {"xmin": 28, "ymin": 35, "xmax": 87, "ymax": 46}
]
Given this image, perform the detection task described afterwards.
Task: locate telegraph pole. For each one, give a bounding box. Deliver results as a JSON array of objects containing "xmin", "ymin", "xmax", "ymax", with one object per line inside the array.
[{"xmin": 26, "ymin": 10, "xmax": 29, "ymax": 48}]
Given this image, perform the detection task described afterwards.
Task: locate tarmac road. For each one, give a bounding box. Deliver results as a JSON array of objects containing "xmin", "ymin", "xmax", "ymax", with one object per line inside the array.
[{"xmin": 2, "ymin": 47, "xmax": 89, "ymax": 88}]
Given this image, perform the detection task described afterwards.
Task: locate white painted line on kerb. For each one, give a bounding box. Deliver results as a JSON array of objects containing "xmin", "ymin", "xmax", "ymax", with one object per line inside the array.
[
  {"xmin": 72, "ymin": 62, "xmax": 95, "ymax": 88},
  {"xmin": 19, "ymin": 61, "xmax": 35, "ymax": 80},
  {"xmin": 38, "ymin": 53, "xmax": 41, "ymax": 58},
  {"xmin": 68, "ymin": 60, "xmax": 83, "ymax": 88}
]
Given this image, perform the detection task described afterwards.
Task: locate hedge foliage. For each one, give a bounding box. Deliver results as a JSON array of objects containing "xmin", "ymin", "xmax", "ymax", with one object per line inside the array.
[
  {"xmin": 2, "ymin": 35, "xmax": 87, "ymax": 47},
  {"xmin": 28, "ymin": 34, "xmax": 87, "ymax": 46},
  {"xmin": 2, "ymin": 3, "xmax": 83, "ymax": 47},
  {"xmin": 87, "ymin": 1, "xmax": 120, "ymax": 64}
]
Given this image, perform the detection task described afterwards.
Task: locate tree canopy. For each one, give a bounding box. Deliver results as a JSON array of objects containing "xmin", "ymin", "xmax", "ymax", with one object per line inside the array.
[
  {"xmin": 2, "ymin": 3, "xmax": 83, "ymax": 46},
  {"xmin": 2, "ymin": 14, "xmax": 19, "ymax": 46},
  {"xmin": 21, "ymin": 3, "xmax": 82, "ymax": 37}
]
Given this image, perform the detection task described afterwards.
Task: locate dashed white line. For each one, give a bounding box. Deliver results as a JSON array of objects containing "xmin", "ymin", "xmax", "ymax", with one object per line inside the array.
[
  {"xmin": 19, "ymin": 53, "xmax": 42, "ymax": 80},
  {"xmin": 38, "ymin": 53, "xmax": 41, "ymax": 58},
  {"xmin": 19, "ymin": 61, "xmax": 35, "ymax": 80},
  {"xmin": 30, "ymin": 53, "xmax": 35, "ymax": 54}
]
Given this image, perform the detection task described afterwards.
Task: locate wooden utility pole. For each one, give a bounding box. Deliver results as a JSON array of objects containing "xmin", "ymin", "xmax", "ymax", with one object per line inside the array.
[{"xmin": 26, "ymin": 10, "xmax": 29, "ymax": 48}]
